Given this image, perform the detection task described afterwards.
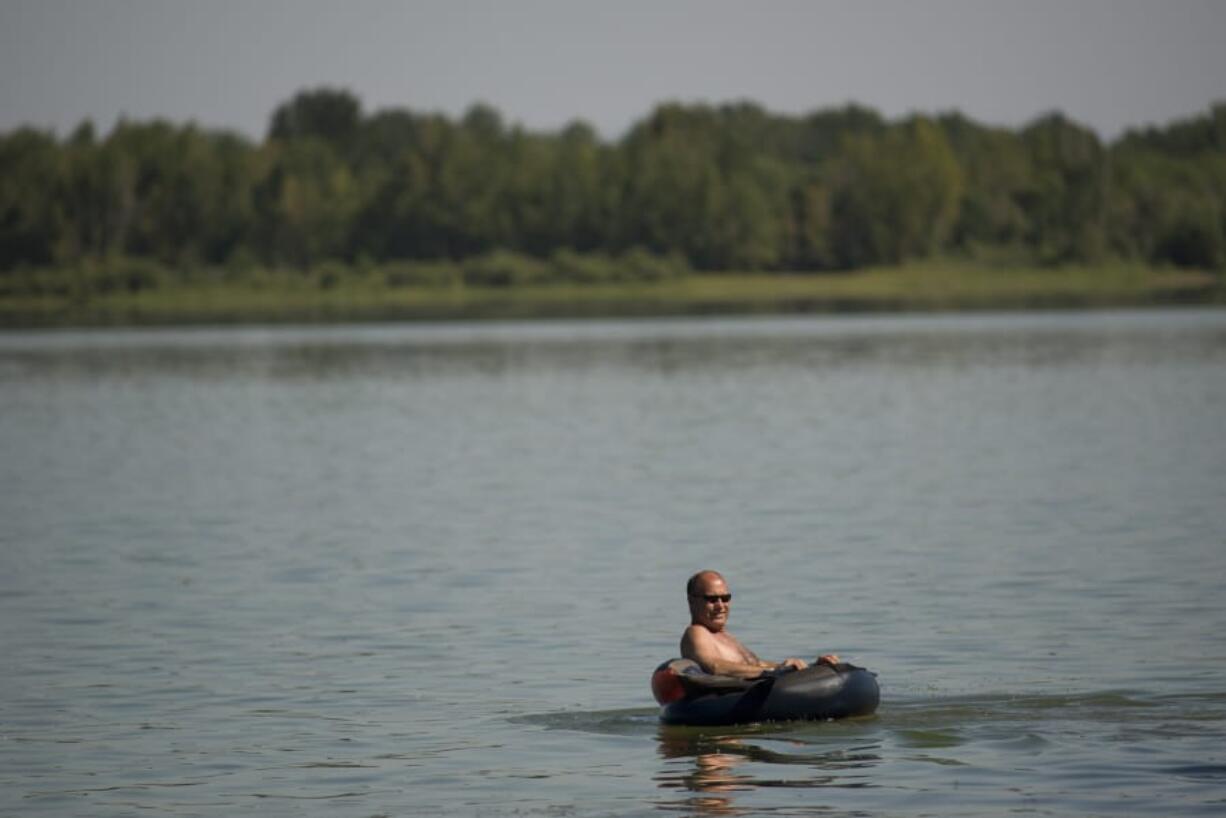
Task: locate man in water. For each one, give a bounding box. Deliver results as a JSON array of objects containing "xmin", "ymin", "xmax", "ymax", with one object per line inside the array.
[{"xmin": 681, "ymin": 570, "xmax": 839, "ymax": 678}]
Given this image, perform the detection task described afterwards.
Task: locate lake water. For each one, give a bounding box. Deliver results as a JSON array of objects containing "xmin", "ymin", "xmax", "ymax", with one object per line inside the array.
[{"xmin": 2, "ymin": 309, "xmax": 1225, "ymax": 817}]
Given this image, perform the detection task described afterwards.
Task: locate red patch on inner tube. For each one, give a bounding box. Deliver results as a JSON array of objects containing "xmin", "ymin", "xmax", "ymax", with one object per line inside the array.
[{"xmin": 651, "ymin": 667, "xmax": 686, "ymax": 704}]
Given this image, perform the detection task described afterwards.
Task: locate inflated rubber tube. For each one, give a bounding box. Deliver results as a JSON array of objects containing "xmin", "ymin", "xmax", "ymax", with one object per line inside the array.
[{"xmin": 651, "ymin": 658, "xmax": 880, "ymax": 726}]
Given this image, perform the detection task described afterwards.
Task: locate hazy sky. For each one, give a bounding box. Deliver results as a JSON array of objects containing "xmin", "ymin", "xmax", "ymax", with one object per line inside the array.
[{"xmin": 3, "ymin": 0, "xmax": 1225, "ymax": 142}]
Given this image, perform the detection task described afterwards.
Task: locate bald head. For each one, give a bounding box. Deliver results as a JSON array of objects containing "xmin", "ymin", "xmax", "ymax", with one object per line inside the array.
[{"xmin": 686, "ymin": 570, "xmax": 724, "ymax": 598}]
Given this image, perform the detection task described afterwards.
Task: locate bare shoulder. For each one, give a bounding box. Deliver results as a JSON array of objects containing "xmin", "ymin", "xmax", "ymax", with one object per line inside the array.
[{"xmin": 680, "ymin": 624, "xmax": 714, "ymax": 655}]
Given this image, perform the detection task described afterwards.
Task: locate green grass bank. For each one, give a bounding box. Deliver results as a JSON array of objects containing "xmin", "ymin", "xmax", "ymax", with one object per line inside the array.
[{"xmin": 1, "ymin": 261, "xmax": 1222, "ymax": 329}]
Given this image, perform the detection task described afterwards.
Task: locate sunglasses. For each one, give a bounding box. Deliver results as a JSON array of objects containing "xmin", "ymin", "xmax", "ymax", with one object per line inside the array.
[{"xmin": 691, "ymin": 593, "xmax": 732, "ymax": 604}]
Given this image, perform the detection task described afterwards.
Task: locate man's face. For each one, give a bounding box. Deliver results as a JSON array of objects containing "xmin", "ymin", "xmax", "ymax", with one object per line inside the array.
[{"xmin": 689, "ymin": 574, "xmax": 732, "ymax": 632}]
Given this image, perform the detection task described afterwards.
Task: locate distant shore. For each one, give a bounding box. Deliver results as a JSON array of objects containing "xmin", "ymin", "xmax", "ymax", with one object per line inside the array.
[{"xmin": 2, "ymin": 262, "xmax": 1222, "ymax": 329}]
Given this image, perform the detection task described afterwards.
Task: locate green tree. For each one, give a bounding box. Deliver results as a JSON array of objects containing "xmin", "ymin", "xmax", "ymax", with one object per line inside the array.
[
  {"xmin": 58, "ymin": 120, "xmax": 138, "ymax": 263},
  {"xmin": 1116, "ymin": 102, "xmax": 1226, "ymax": 156},
  {"xmin": 1108, "ymin": 104, "xmax": 1226, "ymax": 270},
  {"xmin": 540, "ymin": 121, "xmax": 609, "ymax": 254},
  {"xmin": 253, "ymin": 138, "xmax": 359, "ymax": 267},
  {"xmin": 940, "ymin": 113, "xmax": 1032, "ymax": 253},
  {"xmin": 1017, "ymin": 113, "xmax": 1107, "ymax": 263},
  {"xmin": 268, "ymin": 88, "xmax": 362, "ymax": 152},
  {"xmin": 826, "ymin": 117, "xmax": 963, "ymax": 267},
  {"xmin": 783, "ymin": 173, "xmax": 835, "ymax": 269},
  {"xmin": 0, "ymin": 128, "xmax": 64, "ymax": 268},
  {"xmin": 1109, "ymin": 147, "xmax": 1226, "ymax": 269},
  {"xmin": 7, "ymin": 89, "xmax": 1224, "ymax": 284}
]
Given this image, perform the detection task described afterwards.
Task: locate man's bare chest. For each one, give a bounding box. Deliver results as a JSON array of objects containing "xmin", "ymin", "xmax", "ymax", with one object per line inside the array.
[{"xmin": 711, "ymin": 632, "xmax": 754, "ymax": 662}]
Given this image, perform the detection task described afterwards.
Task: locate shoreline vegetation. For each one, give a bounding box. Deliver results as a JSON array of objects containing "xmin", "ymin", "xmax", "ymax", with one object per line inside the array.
[
  {"xmin": 2, "ymin": 257, "xmax": 1220, "ymax": 329},
  {"xmin": 3, "ymin": 88, "xmax": 1225, "ymax": 327}
]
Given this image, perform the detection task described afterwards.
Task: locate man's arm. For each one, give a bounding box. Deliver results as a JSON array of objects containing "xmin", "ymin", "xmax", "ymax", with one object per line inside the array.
[
  {"xmin": 680, "ymin": 626, "xmax": 766, "ymax": 678},
  {"xmin": 733, "ymin": 637, "xmax": 812, "ymax": 673},
  {"xmin": 681, "ymin": 626, "xmax": 806, "ymax": 678}
]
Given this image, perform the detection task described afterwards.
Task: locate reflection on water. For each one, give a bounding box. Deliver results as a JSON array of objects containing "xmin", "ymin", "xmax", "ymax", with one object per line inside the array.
[
  {"xmin": 4, "ymin": 309, "xmax": 1226, "ymax": 383},
  {"xmin": 657, "ymin": 733, "xmax": 753, "ymax": 816},
  {"xmin": 655, "ymin": 724, "xmax": 882, "ymax": 815}
]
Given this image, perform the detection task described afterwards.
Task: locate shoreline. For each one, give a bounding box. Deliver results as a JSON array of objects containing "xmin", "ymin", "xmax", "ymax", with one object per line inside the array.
[{"xmin": 2, "ymin": 264, "xmax": 1222, "ymax": 330}]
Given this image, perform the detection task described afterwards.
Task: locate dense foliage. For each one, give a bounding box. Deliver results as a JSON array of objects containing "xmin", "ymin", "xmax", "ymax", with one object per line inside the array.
[{"xmin": 2, "ymin": 89, "xmax": 1224, "ymax": 290}]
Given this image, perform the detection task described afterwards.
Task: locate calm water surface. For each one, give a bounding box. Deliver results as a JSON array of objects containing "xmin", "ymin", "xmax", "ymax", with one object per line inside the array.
[{"xmin": 2, "ymin": 309, "xmax": 1225, "ymax": 816}]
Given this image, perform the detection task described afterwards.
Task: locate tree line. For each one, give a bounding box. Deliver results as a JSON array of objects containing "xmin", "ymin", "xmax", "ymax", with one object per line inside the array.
[{"xmin": 2, "ymin": 89, "xmax": 1224, "ymax": 290}]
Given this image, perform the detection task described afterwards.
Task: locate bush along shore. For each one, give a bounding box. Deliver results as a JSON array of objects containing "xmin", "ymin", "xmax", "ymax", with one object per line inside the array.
[{"xmin": 1, "ymin": 252, "xmax": 1221, "ymax": 328}]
